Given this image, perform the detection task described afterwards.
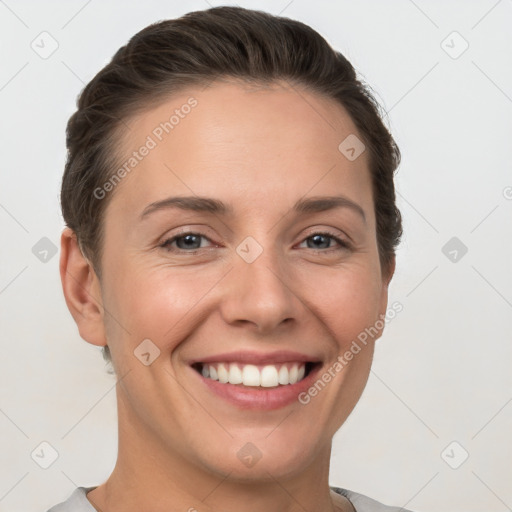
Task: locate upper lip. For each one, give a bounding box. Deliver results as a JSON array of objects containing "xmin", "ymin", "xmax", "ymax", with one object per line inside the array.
[{"xmin": 189, "ymin": 350, "xmax": 322, "ymax": 366}]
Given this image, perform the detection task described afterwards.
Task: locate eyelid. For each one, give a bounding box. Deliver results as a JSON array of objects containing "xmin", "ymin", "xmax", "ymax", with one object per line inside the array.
[
  {"xmin": 157, "ymin": 224, "xmax": 216, "ymax": 243},
  {"xmin": 300, "ymin": 224, "xmax": 352, "ymax": 242}
]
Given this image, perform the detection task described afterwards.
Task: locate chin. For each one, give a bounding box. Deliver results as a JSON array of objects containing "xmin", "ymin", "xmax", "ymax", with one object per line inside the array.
[{"xmin": 194, "ymin": 433, "xmax": 326, "ymax": 482}]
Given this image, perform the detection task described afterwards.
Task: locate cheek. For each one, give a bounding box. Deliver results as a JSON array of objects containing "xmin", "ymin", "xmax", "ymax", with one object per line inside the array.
[
  {"xmin": 104, "ymin": 261, "xmax": 221, "ymax": 352},
  {"xmin": 298, "ymin": 264, "xmax": 384, "ymax": 347}
]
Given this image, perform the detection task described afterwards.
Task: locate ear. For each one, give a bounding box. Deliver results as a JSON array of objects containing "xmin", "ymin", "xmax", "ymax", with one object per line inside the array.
[
  {"xmin": 378, "ymin": 254, "xmax": 396, "ymax": 320},
  {"xmin": 59, "ymin": 227, "xmax": 107, "ymax": 347}
]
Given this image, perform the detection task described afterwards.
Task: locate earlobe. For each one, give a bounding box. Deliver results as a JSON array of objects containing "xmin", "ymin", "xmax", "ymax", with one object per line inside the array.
[
  {"xmin": 377, "ymin": 254, "xmax": 396, "ymax": 329},
  {"xmin": 59, "ymin": 228, "xmax": 107, "ymax": 347},
  {"xmin": 383, "ymin": 255, "xmax": 396, "ymax": 288}
]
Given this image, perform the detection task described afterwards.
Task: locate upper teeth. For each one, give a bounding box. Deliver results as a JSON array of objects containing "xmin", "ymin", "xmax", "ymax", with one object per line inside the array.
[{"xmin": 200, "ymin": 362, "xmax": 307, "ymax": 387}]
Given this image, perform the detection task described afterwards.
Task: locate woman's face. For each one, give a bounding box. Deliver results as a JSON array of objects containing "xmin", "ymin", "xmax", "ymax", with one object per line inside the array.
[{"xmin": 95, "ymin": 80, "xmax": 392, "ymax": 479}]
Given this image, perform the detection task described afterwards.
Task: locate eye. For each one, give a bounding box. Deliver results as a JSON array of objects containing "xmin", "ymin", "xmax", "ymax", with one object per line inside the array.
[
  {"xmin": 160, "ymin": 232, "xmax": 214, "ymax": 252},
  {"xmin": 298, "ymin": 231, "xmax": 351, "ymax": 252},
  {"xmin": 159, "ymin": 230, "xmax": 351, "ymax": 254}
]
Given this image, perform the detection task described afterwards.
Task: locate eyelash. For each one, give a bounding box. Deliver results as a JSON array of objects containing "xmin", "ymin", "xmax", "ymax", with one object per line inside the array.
[{"xmin": 159, "ymin": 231, "xmax": 352, "ymax": 254}]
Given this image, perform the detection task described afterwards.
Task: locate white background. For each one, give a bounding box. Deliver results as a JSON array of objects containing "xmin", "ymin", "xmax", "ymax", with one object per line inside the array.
[{"xmin": 1, "ymin": 1, "xmax": 511, "ymax": 511}]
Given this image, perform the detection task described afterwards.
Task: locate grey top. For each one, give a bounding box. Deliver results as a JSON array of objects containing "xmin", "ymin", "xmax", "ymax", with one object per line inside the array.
[{"xmin": 47, "ymin": 485, "xmax": 415, "ymax": 512}]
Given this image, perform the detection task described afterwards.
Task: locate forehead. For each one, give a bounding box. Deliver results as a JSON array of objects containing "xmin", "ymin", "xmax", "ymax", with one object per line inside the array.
[{"xmin": 107, "ymin": 79, "xmax": 373, "ymax": 221}]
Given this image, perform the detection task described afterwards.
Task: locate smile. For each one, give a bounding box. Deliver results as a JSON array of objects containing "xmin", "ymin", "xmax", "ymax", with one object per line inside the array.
[{"xmin": 192, "ymin": 362, "xmax": 314, "ymax": 387}]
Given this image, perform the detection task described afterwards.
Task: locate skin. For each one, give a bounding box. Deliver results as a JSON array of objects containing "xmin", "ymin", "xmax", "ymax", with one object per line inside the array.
[{"xmin": 60, "ymin": 79, "xmax": 395, "ymax": 512}]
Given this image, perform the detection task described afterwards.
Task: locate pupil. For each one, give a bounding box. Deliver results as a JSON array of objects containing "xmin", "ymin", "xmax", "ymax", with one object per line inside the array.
[
  {"xmin": 179, "ymin": 234, "xmax": 200, "ymax": 249},
  {"xmin": 310, "ymin": 234, "xmax": 328, "ymax": 249}
]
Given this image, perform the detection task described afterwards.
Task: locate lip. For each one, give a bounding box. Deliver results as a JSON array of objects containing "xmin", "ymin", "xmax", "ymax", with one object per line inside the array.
[
  {"xmin": 188, "ymin": 350, "xmax": 322, "ymax": 366},
  {"xmin": 189, "ymin": 360, "xmax": 323, "ymax": 410}
]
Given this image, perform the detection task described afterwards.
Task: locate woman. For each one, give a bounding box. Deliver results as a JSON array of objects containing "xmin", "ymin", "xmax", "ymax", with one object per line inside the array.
[{"xmin": 50, "ymin": 6, "xmax": 409, "ymax": 512}]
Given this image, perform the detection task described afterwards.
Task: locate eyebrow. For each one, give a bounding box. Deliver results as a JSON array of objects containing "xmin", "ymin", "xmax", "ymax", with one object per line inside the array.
[{"xmin": 140, "ymin": 195, "xmax": 366, "ymax": 223}]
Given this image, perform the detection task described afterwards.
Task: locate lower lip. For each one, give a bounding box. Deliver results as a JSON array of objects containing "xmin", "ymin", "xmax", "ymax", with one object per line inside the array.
[{"xmin": 191, "ymin": 364, "xmax": 322, "ymax": 410}]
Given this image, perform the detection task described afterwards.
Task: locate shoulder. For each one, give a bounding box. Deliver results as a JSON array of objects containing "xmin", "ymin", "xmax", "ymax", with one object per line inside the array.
[
  {"xmin": 46, "ymin": 486, "xmax": 97, "ymax": 512},
  {"xmin": 330, "ymin": 486, "xmax": 416, "ymax": 512}
]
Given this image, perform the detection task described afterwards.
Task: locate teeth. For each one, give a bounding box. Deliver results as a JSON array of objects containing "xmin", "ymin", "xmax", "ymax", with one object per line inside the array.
[
  {"xmin": 242, "ymin": 365, "xmax": 260, "ymax": 386},
  {"xmin": 289, "ymin": 364, "xmax": 298, "ymax": 384},
  {"xmin": 261, "ymin": 365, "xmax": 279, "ymax": 387},
  {"xmin": 217, "ymin": 363, "xmax": 229, "ymax": 383},
  {"xmin": 228, "ymin": 363, "xmax": 243, "ymax": 384},
  {"xmin": 200, "ymin": 362, "xmax": 309, "ymax": 387},
  {"xmin": 278, "ymin": 365, "xmax": 289, "ymax": 384}
]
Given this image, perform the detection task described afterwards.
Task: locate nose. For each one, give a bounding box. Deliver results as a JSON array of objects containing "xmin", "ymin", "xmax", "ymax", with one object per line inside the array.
[{"xmin": 219, "ymin": 244, "xmax": 302, "ymax": 335}]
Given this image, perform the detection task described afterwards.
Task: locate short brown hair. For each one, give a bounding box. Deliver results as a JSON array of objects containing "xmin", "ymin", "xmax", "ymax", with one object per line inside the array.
[{"xmin": 61, "ymin": 6, "xmax": 402, "ymax": 364}]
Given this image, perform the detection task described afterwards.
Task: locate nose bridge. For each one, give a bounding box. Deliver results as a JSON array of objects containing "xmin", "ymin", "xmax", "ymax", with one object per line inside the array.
[{"xmin": 221, "ymin": 232, "xmax": 300, "ymax": 332}]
